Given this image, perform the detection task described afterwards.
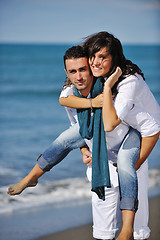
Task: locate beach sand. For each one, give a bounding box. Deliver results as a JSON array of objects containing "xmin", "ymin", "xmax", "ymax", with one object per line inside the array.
[{"xmin": 36, "ymin": 196, "xmax": 160, "ymax": 240}]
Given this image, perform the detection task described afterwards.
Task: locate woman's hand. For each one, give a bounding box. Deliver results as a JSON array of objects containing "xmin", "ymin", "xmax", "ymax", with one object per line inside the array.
[
  {"xmin": 104, "ymin": 67, "xmax": 122, "ymax": 89},
  {"xmin": 92, "ymin": 93, "xmax": 104, "ymax": 108}
]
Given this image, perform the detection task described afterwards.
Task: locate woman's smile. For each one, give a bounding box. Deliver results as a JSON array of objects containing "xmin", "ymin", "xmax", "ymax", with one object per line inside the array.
[{"xmin": 89, "ymin": 47, "xmax": 112, "ymax": 78}]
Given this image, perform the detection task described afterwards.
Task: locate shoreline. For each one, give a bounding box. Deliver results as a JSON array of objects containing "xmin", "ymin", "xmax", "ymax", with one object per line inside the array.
[{"xmin": 36, "ymin": 195, "xmax": 160, "ymax": 240}]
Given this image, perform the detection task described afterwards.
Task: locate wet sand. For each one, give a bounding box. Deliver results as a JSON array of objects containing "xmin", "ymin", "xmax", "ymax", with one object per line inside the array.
[{"xmin": 36, "ymin": 195, "xmax": 160, "ymax": 240}]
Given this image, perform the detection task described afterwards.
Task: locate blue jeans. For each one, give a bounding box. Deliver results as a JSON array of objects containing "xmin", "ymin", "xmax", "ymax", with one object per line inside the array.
[
  {"xmin": 37, "ymin": 123, "xmax": 86, "ymax": 171},
  {"xmin": 117, "ymin": 128, "xmax": 141, "ymax": 212},
  {"xmin": 38, "ymin": 124, "xmax": 141, "ymax": 212}
]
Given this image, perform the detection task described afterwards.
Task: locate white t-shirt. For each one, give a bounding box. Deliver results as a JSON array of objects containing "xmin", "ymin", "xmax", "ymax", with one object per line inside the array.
[
  {"xmin": 60, "ymin": 85, "xmax": 129, "ymax": 187},
  {"xmin": 114, "ymin": 73, "xmax": 160, "ymax": 137}
]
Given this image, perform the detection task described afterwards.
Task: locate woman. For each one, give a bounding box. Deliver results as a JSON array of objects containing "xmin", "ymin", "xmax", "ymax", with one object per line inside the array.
[{"xmin": 59, "ymin": 33, "xmax": 160, "ymax": 240}]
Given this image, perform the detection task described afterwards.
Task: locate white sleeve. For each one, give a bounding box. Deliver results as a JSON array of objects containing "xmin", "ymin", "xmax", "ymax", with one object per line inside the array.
[
  {"xmin": 59, "ymin": 85, "xmax": 75, "ymax": 98},
  {"xmin": 114, "ymin": 75, "xmax": 139, "ymax": 120},
  {"xmin": 59, "ymin": 85, "xmax": 78, "ymax": 126}
]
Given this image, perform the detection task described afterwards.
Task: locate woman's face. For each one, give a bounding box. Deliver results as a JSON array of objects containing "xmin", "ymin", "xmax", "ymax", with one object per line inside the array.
[{"xmin": 89, "ymin": 47, "xmax": 113, "ymax": 78}]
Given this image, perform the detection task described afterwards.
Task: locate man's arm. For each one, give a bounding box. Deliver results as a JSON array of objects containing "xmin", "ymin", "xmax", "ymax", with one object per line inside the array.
[{"xmin": 135, "ymin": 132, "xmax": 159, "ymax": 170}]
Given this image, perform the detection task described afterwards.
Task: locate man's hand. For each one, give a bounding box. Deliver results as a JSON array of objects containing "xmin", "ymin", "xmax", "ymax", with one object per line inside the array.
[
  {"xmin": 83, "ymin": 149, "xmax": 92, "ymax": 166},
  {"xmin": 80, "ymin": 146, "xmax": 92, "ymax": 166}
]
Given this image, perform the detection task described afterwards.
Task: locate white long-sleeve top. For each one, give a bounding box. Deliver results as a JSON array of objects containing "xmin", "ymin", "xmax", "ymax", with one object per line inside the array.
[{"xmin": 114, "ymin": 73, "xmax": 160, "ymax": 137}]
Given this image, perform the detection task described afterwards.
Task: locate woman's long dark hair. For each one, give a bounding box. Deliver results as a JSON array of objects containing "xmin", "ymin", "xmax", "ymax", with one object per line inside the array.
[{"xmin": 83, "ymin": 31, "xmax": 145, "ymax": 94}]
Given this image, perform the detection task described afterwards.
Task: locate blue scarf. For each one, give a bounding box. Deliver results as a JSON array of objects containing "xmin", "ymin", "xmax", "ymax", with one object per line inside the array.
[{"xmin": 74, "ymin": 77, "xmax": 111, "ymax": 200}]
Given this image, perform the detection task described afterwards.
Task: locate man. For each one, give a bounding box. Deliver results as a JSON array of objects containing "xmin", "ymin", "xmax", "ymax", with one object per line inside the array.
[
  {"xmin": 59, "ymin": 46, "xmax": 150, "ymax": 240},
  {"xmin": 7, "ymin": 47, "xmax": 98, "ymax": 196}
]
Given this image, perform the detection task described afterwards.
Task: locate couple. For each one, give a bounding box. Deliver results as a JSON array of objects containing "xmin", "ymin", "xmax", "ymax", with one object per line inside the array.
[{"xmin": 8, "ymin": 32, "xmax": 160, "ymax": 240}]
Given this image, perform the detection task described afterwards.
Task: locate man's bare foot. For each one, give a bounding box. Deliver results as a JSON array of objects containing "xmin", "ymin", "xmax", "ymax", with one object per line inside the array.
[{"xmin": 7, "ymin": 179, "xmax": 38, "ymax": 195}]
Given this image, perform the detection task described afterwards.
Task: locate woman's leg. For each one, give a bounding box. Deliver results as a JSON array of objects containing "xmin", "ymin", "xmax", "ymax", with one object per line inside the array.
[
  {"xmin": 116, "ymin": 128, "xmax": 141, "ymax": 240},
  {"xmin": 7, "ymin": 163, "xmax": 44, "ymax": 195},
  {"xmin": 37, "ymin": 123, "xmax": 85, "ymax": 171},
  {"xmin": 8, "ymin": 123, "xmax": 85, "ymax": 195}
]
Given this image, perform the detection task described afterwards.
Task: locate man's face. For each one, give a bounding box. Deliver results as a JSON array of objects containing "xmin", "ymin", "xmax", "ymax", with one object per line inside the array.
[{"xmin": 65, "ymin": 57, "xmax": 93, "ymax": 97}]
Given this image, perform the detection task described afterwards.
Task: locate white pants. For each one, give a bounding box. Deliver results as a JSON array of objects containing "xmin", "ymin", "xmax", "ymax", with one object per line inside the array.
[{"xmin": 92, "ymin": 161, "xmax": 150, "ymax": 240}]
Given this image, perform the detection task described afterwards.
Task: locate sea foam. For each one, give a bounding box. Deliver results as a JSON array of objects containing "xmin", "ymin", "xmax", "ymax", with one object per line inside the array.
[{"xmin": 0, "ymin": 168, "xmax": 160, "ymax": 215}]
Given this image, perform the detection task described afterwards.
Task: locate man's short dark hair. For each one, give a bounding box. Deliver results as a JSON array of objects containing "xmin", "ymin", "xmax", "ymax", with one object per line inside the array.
[{"xmin": 63, "ymin": 45, "xmax": 87, "ymax": 69}]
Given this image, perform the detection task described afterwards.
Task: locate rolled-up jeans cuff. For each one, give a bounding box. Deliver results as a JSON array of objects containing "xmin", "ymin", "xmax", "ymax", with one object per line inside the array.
[
  {"xmin": 120, "ymin": 197, "xmax": 138, "ymax": 212},
  {"xmin": 37, "ymin": 154, "xmax": 51, "ymax": 172}
]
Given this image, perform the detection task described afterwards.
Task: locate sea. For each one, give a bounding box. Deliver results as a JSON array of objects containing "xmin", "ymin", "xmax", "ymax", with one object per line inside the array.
[{"xmin": 0, "ymin": 43, "xmax": 160, "ymax": 240}]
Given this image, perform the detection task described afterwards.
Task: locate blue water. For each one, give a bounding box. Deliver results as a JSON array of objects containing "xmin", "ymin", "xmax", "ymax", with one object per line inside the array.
[
  {"xmin": 0, "ymin": 44, "xmax": 86, "ymax": 185},
  {"xmin": 0, "ymin": 44, "xmax": 160, "ymax": 240}
]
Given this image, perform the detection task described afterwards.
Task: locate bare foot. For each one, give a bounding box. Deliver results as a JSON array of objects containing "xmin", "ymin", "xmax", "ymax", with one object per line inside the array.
[
  {"xmin": 7, "ymin": 179, "xmax": 38, "ymax": 195},
  {"xmin": 116, "ymin": 229, "xmax": 134, "ymax": 240}
]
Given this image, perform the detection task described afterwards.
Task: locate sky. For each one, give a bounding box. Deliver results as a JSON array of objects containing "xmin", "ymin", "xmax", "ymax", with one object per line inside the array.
[{"xmin": 0, "ymin": 0, "xmax": 160, "ymax": 45}]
